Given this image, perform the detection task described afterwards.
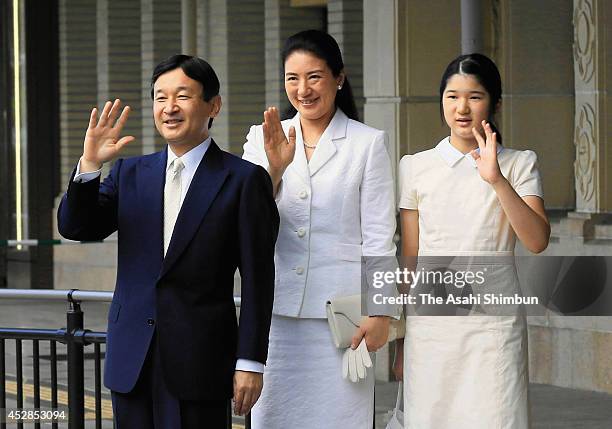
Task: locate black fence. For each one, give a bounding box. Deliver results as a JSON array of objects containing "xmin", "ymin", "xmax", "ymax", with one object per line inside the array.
[{"xmin": 0, "ymin": 289, "xmax": 250, "ymax": 429}]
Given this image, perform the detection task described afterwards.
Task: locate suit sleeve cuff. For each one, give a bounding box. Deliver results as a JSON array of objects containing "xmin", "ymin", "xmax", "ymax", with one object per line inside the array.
[
  {"xmin": 235, "ymin": 359, "xmax": 264, "ymax": 374},
  {"xmin": 74, "ymin": 157, "xmax": 102, "ymax": 183},
  {"xmin": 367, "ymin": 309, "xmax": 402, "ymax": 320}
]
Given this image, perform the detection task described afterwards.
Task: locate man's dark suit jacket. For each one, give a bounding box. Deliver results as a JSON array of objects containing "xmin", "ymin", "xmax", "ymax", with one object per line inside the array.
[{"xmin": 57, "ymin": 141, "xmax": 279, "ymax": 401}]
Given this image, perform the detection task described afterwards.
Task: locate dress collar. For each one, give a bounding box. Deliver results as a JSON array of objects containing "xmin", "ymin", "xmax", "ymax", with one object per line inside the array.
[{"xmin": 435, "ymin": 136, "xmax": 503, "ymax": 168}]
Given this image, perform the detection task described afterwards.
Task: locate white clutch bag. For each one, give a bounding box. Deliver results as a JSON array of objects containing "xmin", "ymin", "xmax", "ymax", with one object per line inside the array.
[{"xmin": 326, "ymin": 294, "xmax": 405, "ymax": 349}]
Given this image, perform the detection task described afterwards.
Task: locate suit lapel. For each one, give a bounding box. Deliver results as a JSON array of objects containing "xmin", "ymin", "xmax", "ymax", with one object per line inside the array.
[
  {"xmin": 306, "ymin": 109, "xmax": 348, "ymax": 176},
  {"xmin": 159, "ymin": 140, "xmax": 229, "ymax": 278},
  {"xmin": 138, "ymin": 150, "xmax": 167, "ymax": 263}
]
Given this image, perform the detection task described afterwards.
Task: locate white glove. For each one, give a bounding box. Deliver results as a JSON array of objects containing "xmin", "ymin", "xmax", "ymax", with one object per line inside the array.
[{"xmin": 342, "ymin": 338, "xmax": 373, "ymax": 382}]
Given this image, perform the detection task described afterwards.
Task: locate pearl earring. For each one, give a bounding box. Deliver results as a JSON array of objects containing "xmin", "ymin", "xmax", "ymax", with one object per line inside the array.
[{"xmin": 337, "ymin": 85, "xmax": 342, "ymax": 90}]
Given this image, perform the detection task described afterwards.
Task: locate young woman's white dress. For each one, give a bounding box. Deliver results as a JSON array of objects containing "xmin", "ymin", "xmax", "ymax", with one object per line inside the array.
[
  {"xmin": 399, "ymin": 137, "xmax": 543, "ymax": 429},
  {"xmin": 243, "ymin": 109, "xmax": 397, "ymax": 428}
]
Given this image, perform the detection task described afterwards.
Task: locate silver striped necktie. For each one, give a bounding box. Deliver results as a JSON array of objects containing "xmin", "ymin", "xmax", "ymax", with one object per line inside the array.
[{"xmin": 163, "ymin": 157, "xmax": 185, "ymax": 256}]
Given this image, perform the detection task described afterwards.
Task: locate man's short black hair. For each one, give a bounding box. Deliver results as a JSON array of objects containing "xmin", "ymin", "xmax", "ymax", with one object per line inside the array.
[{"xmin": 151, "ymin": 55, "xmax": 220, "ymax": 129}]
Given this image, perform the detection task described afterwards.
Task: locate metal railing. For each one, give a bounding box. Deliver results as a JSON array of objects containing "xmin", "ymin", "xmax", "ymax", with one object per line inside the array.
[
  {"xmin": 0, "ymin": 289, "xmax": 248, "ymax": 429},
  {"xmin": 0, "ymin": 239, "xmax": 117, "ymax": 247}
]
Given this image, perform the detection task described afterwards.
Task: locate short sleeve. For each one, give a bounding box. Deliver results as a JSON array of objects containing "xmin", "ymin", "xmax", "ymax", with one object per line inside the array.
[
  {"xmin": 512, "ymin": 150, "xmax": 543, "ymax": 198},
  {"xmin": 398, "ymin": 154, "xmax": 418, "ymax": 209}
]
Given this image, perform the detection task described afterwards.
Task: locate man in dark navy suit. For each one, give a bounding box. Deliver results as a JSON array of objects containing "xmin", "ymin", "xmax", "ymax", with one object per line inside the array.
[{"xmin": 58, "ymin": 55, "xmax": 279, "ymax": 428}]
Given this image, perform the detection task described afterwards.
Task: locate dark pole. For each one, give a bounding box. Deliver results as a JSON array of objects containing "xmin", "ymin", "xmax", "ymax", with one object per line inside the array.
[
  {"xmin": 461, "ymin": 0, "xmax": 484, "ymax": 54},
  {"xmin": 0, "ymin": 0, "xmax": 13, "ymax": 289},
  {"xmin": 24, "ymin": 0, "xmax": 60, "ymax": 289},
  {"xmin": 67, "ymin": 290, "xmax": 84, "ymax": 429}
]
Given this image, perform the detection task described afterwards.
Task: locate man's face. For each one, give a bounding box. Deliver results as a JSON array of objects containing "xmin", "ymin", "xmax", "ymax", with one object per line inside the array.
[{"xmin": 153, "ymin": 68, "xmax": 220, "ymax": 152}]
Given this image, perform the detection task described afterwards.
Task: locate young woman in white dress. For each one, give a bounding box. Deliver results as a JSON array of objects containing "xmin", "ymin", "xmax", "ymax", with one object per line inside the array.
[
  {"xmin": 395, "ymin": 53, "xmax": 551, "ymax": 428},
  {"xmin": 242, "ymin": 30, "xmax": 397, "ymax": 428}
]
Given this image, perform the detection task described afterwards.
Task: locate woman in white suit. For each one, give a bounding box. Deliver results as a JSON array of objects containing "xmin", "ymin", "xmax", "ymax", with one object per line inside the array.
[{"xmin": 242, "ymin": 30, "xmax": 397, "ymax": 428}]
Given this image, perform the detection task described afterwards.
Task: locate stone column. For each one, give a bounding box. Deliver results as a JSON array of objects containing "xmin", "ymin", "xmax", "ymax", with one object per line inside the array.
[
  {"xmin": 198, "ymin": 0, "xmax": 265, "ymax": 154},
  {"xmin": 181, "ymin": 0, "xmax": 197, "ymax": 55},
  {"xmin": 264, "ymin": 0, "xmax": 324, "ymax": 113},
  {"xmin": 328, "ymin": 0, "xmax": 364, "ymax": 118},
  {"xmin": 141, "ymin": 0, "xmax": 182, "ymax": 154},
  {"xmin": 363, "ymin": 0, "xmax": 401, "ymax": 181},
  {"xmin": 364, "ymin": 0, "xmax": 460, "ymax": 179},
  {"xmin": 97, "ymin": 0, "xmax": 143, "ymax": 161},
  {"xmin": 564, "ymin": 0, "xmax": 612, "ymax": 238},
  {"xmin": 363, "ymin": 0, "xmax": 461, "ymax": 380},
  {"xmin": 359, "ymin": 0, "xmax": 390, "ymax": 381},
  {"xmin": 58, "ymin": 0, "xmax": 98, "ymax": 181},
  {"xmin": 55, "ymin": 0, "xmax": 116, "ymax": 291},
  {"xmin": 196, "ymin": 0, "xmax": 210, "ymax": 59},
  {"xmin": 362, "ymin": 0, "xmax": 404, "ymax": 382},
  {"xmin": 498, "ymin": 0, "xmax": 575, "ymax": 210}
]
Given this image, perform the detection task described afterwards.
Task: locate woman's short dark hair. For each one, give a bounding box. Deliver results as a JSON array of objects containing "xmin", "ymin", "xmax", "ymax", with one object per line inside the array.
[
  {"xmin": 439, "ymin": 53, "xmax": 503, "ymax": 143},
  {"xmin": 281, "ymin": 30, "xmax": 359, "ymax": 121},
  {"xmin": 151, "ymin": 54, "xmax": 220, "ymax": 129}
]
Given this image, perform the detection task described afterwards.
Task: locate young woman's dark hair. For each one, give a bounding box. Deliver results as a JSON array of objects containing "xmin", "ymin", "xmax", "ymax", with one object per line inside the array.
[
  {"xmin": 151, "ymin": 54, "xmax": 220, "ymax": 129},
  {"xmin": 281, "ymin": 30, "xmax": 359, "ymax": 121},
  {"xmin": 439, "ymin": 53, "xmax": 503, "ymax": 143}
]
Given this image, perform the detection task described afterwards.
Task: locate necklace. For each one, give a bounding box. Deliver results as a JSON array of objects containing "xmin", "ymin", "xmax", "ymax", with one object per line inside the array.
[{"xmin": 303, "ymin": 140, "xmax": 318, "ymax": 149}]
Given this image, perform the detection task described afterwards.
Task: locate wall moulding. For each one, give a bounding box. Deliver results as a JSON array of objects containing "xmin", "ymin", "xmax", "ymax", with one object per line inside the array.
[
  {"xmin": 573, "ymin": 0, "xmax": 596, "ymax": 84},
  {"xmin": 574, "ymin": 101, "xmax": 597, "ymax": 211}
]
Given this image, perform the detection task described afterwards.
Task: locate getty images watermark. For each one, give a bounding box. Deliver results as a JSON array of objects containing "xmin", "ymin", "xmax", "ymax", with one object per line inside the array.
[
  {"xmin": 361, "ymin": 256, "xmax": 612, "ymax": 316},
  {"xmin": 370, "ymin": 266, "xmax": 538, "ymax": 307}
]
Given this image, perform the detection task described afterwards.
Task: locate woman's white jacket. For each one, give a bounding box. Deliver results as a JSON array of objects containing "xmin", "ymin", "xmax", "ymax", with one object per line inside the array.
[{"xmin": 243, "ymin": 109, "xmax": 397, "ymax": 318}]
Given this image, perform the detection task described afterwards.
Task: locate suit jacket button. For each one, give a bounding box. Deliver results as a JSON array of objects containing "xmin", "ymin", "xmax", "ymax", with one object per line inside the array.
[
  {"xmin": 299, "ymin": 190, "xmax": 308, "ymax": 199},
  {"xmin": 147, "ymin": 318, "xmax": 155, "ymax": 326}
]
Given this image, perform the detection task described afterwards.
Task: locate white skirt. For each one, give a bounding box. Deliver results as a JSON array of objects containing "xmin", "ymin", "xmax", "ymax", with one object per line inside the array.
[
  {"xmin": 251, "ymin": 315, "xmax": 374, "ymax": 428},
  {"xmin": 403, "ymin": 316, "xmax": 529, "ymax": 429}
]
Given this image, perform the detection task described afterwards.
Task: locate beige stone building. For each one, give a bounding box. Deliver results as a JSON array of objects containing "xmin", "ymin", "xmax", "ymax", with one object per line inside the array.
[{"xmin": 1, "ymin": 0, "xmax": 611, "ymax": 394}]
